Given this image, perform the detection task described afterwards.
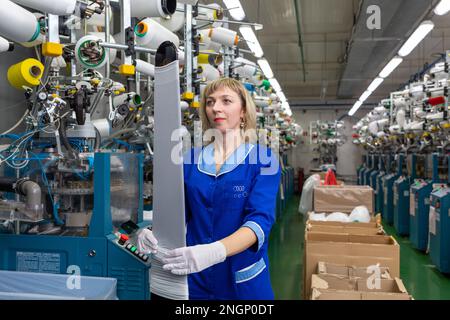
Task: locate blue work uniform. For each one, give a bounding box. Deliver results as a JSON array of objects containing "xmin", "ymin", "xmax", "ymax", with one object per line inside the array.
[{"xmin": 183, "ymin": 143, "xmax": 281, "ymax": 300}]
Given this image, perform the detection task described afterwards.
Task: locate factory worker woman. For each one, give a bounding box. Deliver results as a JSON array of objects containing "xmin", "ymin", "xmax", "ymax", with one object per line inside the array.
[{"xmin": 138, "ymin": 78, "xmax": 281, "ymax": 300}]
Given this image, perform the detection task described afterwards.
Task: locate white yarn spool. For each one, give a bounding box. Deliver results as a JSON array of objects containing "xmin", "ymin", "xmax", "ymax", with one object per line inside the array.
[
  {"xmin": 396, "ymin": 108, "xmax": 406, "ymax": 129},
  {"xmin": 134, "ymin": 59, "xmax": 155, "ymax": 77},
  {"xmin": 180, "ymin": 101, "xmax": 189, "ymax": 112},
  {"xmin": 0, "ymin": 36, "xmax": 12, "ymax": 53},
  {"xmin": 131, "ymin": 0, "xmax": 177, "ymax": 18},
  {"xmin": 153, "ymin": 3, "xmax": 185, "ymax": 32},
  {"xmin": 374, "ymin": 106, "xmax": 385, "ymax": 114},
  {"xmin": 198, "ymin": 64, "xmax": 220, "ymax": 81},
  {"xmin": 377, "ymin": 118, "xmax": 389, "ymax": 128},
  {"xmin": 12, "ymin": 0, "xmax": 77, "ymax": 15},
  {"xmin": 394, "ymin": 98, "xmax": 407, "ymax": 109},
  {"xmin": 208, "ymin": 27, "xmax": 239, "ymax": 47},
  {"xmin": 198, "ymin": 29, "xmax": 222, "ymax": 52},
  {"xmin": 135, "ymin": 18, "xmax": 180, "ymax": 50},
  {"xmin": 113, "ymin": 92, "xmax": 142, "ymax": 108},
  {"xmin": 0, "ymin": 1, "xmax": 41, "ymax": 43},
  {"xmin": 198, "ymin": 3, "xmax": 223, "ymax": 28},
  {"xmin": 254, "ymin": 96, "xmax": 271, "ymax": 108},
  {"xmin": 75, "ymin": 34, "xmax": 116, "ymax": 69},
  {"xmin": 368, "ymin": 121, "xmax": 379, "ymax": 135},
  {"xmin": 86, "ymin": 5, "xmax": 112, "ymax": 31},
  {"xmin": 233, "ymin": 57, "xmax": 257, "ymax": 78}
]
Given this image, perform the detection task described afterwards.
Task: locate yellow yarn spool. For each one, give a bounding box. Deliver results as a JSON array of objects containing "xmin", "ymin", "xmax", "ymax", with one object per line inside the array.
[{"xmin": 7, "ymin": 58, "xmax": 44, "ymax": 90}]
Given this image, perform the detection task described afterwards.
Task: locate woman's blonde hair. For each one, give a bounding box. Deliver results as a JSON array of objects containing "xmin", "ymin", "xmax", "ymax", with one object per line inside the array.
[{"xmin": 199, "ymin": 78, "xmax": 257, "ymax": 138}]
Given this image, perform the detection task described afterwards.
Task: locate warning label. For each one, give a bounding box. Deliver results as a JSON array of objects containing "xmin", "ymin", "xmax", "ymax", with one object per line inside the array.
[{"xmin": 16, "ymin": 252, "xmax": 61, "ymax": 273}]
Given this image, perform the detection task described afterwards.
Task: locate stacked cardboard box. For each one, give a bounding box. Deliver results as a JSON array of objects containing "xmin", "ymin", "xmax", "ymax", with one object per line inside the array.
[
  {"xmin": 303, "ymin": 231, "xmax": 400, "ymax": 299},
  {"xmin": 313, "ymin": 185, "xmax": 374, "ymax": 215},
  {"xmin": 310, "ymin": 273, "xmax": 412, "ymax": 300}
]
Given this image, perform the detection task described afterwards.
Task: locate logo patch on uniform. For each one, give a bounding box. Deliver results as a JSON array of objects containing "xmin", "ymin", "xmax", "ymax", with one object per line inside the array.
[{"xmin": 232, "ymin": 185, "xmax": 248, "ymax": 198}]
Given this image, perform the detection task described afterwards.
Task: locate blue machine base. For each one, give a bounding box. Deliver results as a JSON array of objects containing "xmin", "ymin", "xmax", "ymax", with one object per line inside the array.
[
  {"xmin": 410, "ymin": 182, "xmax": 432, "ymax": 251},
  {"xmin": 0, "ymin": 234, "xmax": 150, "ymax": 300},
  {"xmin": 393, "ymin": 179, "xmax": 410, "ymax": 236}
]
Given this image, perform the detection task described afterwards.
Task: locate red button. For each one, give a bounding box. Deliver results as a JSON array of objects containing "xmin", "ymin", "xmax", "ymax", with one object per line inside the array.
[{"xmin": 120, "ymin": 234, "xmax": 129, "ymax": 242}]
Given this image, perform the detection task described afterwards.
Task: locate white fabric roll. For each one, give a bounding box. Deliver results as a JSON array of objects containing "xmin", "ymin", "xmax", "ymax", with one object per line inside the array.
[
  {"xmin": 135, "ymin": 59, "xmax": 155, "ymax": 77},
  {"xmin": 209, "ymin": 27, "xmax": 238, "ymax": 47},
  {"xmin": 0, "ymin": 1, "xmax": 40, "ymax": 43},
  {"xmin": 12, "ymin": 0, "xmax": 77, "ymax": 15},
  {"xmin": 131, "ymin": 0, "xmax": 176, "ymax": 18},
  {"xmin": 135, "ymin": 18, "xmax": 180, "ymax": 50}
]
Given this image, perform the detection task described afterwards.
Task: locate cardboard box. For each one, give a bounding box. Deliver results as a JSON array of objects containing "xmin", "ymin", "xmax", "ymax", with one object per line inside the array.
[
  {"xmin": 303, "ymin": 232, "xmax": 400, "ymax": 299},
  {"xmin": 307, "ymin": 217, "xmax": 381, "ymax": 228},
  {"xmin": 310, "ymin": 274, "xmax": 412, "ymax": 300},
  {"xmin": 317, "ymin": 261, "xmax": 391, "ymax": 279},
  {"xmin": 306, "ymin": 223, "xmax": 385, "ymax": 236},
  {"xmin": 313, "ymin": 185, "xmax": 374, "ymax": 214}
]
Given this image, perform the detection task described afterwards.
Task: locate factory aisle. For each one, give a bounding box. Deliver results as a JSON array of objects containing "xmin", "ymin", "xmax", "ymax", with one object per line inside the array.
[
  {"xmin": 383, "ymin": 223, "xmax": 450, "ymax": 300},
  {"xmin": 268, "ymin": 196, "xmax": 304, "ymax": 300}
]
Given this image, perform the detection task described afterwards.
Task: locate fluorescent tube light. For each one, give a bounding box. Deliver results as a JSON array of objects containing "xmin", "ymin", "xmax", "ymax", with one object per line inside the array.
[
  {"xmin": 257, "ymin": 58, "xmax": 274, "ymax": 79},
  {"xmin": 269, "ymin": 78, "xmax": 282, "ymax": 92},
  {"xmin": 223, "ymin": 0, "xmax": 246, "ymax": 21},
  {"xmin": 398, "ymin": 20, "xmax": 434, "ymax": 57},
  {"xmin": 434, "ymin": 0, "xmax": 450, "ymax": 15},
  {"xmin": 348, "ymin": 101, "xmax": 363, "ymax": 116},
  {"xmin": 239, "ymin": 26, "xmax": 264, "ymax": 58},
  {"xmin": 367, "ymin": 77, "xmax": 384, "ymax": 92},
  {"xmin": 379, "ymin": 56, "xmax": 403, "ymax": 78}
]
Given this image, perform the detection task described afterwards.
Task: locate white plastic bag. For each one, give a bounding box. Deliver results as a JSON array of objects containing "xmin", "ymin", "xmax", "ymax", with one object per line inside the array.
[
  {"xmin": 349, "ymin": 206, "xmax": 371, "ymax": 223},
  {"xmin": 326, "ymin": 212, "xmax": 351, "ymax": 223},
  {"xmin": 299, "ymin": 174, "xmax": 321, "ymax": 215},
  {"xmin": 309, "ymin": 212, "xmax": 327, "ymax": 221}
]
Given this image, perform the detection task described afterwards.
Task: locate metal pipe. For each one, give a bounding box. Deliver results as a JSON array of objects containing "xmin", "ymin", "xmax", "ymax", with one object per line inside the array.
[
  {"xmin": 99, "ymin": 42, "xmax": 156, "ymax": 54},
  {"xmin": 19, "ymin": 180, "xmax": 42, "ymax": 212},
  {"xmin": 293, "ymin": 0, "xmax": 306, "ymax": 82},
  {"xmin": 194, "ymin": 17, "xmax": 262, "ymax": 29},
  {"xmin": 105, "ymin": 0, "xmax": 111, "ymax": 79}
]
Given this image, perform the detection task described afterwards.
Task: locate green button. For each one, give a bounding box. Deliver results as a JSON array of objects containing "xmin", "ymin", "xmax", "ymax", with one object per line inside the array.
[{"xmin": 130, "ymin": 246, "xmax": 137, "ymax": 252}]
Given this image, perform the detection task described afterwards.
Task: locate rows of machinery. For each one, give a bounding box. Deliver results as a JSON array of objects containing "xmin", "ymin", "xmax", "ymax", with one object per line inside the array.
[
  {"xmin": 0, "ymin": 0, "xmax": 302, "ymax": 299},
  {"xmin": 310, "ymin": 120, "xmax": 346, "ymax": 166},
  {"xmin": 354, "ymin": 50, "xmax": 450, "ymax": 274}
]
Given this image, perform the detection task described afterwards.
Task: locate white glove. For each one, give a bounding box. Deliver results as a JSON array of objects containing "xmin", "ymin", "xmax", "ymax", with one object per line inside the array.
[
  {"xmin": 162, "ymin": 241, "xmax": 227, "ymax": 275},
  {"xmin": 136, "ymin": 228, "xmax": 158, "ymax": 254}
]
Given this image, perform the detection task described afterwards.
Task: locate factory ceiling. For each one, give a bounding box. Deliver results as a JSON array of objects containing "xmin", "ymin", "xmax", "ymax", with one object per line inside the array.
[{"xmin": 201, "ymin": 0, "xmax": 450, "ymax": 109}]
